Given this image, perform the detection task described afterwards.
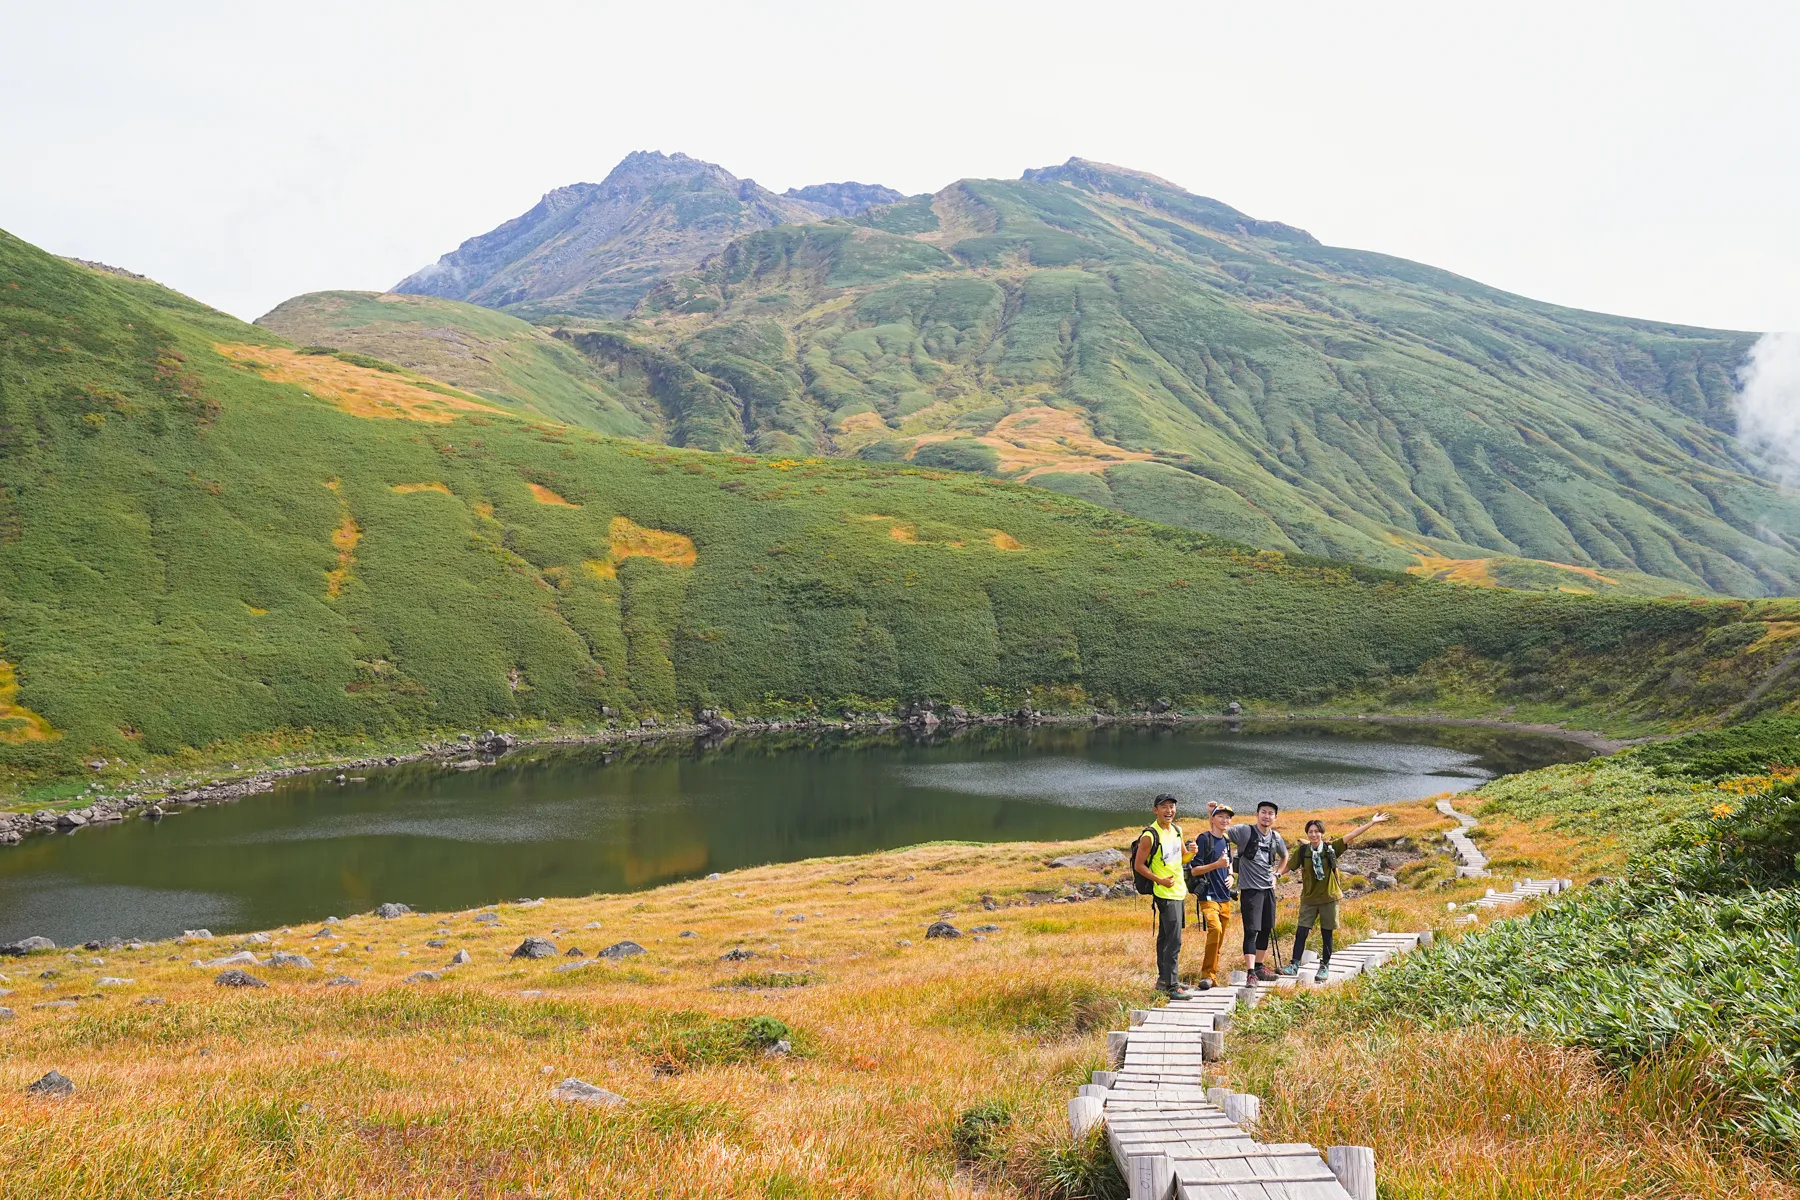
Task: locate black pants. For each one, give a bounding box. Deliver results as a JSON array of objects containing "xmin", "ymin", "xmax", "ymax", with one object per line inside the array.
[
  {"xmin": 1240, "ymin": 888, "xmax": 1276, "ymax": 954},
  {"xmin": 1154, "ymin": 897, "xmax": 1185, "ymax": 989}
]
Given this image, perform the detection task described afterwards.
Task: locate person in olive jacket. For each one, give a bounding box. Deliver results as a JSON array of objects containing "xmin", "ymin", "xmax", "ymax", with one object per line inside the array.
[{"xmin": 1279, "ymin": 811, "xmax": 1389, "ymax": 982}]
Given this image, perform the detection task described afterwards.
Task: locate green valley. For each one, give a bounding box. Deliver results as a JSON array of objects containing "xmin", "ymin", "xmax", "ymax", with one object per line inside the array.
[{"xmin": 3, "ymin": 226, "xmax": 1794, "ymax": 790}]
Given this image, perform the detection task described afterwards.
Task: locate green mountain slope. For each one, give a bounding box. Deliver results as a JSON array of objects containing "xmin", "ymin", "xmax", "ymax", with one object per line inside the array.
[
  {"xmin": 599, "ymin": 159, "xmax": 1788, "ymax": 595},
  {"xmin": 255, "ymin": 290, "xmax": 655, "ymax": 436},
  {"xmin": 2, "ymin": 228, "xmax": 1788, "ymax": 786}
]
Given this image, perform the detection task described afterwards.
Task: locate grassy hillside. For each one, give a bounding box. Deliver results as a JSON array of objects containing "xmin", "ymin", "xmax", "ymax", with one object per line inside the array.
[
  {"xmin": 4, "ymin": 228, "xmax": 1797, "ymax": 791},
  {"xmin": 536, "ymin": 159, "xmax": 1788, "ymax": 596},
  {"xmin": 1234, "ymin": 717, "xmax": 1800, "ymax": 1188},
  {"xmin": 254, "ymin": 291, "xmax": 655, "ymax": 437}
]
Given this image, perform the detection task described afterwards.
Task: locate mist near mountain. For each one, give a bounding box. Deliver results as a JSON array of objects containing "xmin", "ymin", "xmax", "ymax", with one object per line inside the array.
[{"xmin": 1737, "ymin": 332, "xmax": 1800, "ymax": 484}]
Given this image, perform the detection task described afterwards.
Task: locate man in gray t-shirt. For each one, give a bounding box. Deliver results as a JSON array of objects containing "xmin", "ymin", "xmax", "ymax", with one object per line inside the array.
[{"xmin": 1225, "ymin": 801, "xmax": 1288, "ymax": 982}]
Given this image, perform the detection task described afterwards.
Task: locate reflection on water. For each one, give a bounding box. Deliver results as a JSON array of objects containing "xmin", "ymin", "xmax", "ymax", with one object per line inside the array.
[{"xmin": 0, "ymin": 722, "xmax": 1588, "ymax": 944}]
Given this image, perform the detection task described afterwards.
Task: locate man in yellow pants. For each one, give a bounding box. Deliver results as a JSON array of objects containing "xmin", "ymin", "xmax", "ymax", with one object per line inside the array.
[{"xmin": 1187, "ymin": 802, "xmax": 1235, "ymax": 988}]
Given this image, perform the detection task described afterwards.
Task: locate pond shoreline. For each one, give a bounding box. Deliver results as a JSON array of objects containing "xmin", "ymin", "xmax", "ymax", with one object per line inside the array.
[{"xmin": 0, "ymin": 708, "xmax": 1617, "ymax": 850}]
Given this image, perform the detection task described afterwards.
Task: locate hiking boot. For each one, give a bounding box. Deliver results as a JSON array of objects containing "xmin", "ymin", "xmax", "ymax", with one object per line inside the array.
[
  {"xmin": 1276, "ymin": 964, "xmax": 1299, "ymax": 977},
  {"xmin": 1314, "ymin": 963, "xmax": 1330, "ymax": 983},
  {"xmin": 1253, "ymin": 964, "xmax": 1278, "ymax": 983}
]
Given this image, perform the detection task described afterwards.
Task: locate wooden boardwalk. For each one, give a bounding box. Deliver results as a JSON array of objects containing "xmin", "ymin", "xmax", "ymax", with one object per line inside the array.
[
  {"xmin": 1071, "ymin": 932, "xmax": 1428, "ymax": 1199},
  {"xmin": 1435, "ymin": 797, "xmax": 1489, "ymax": 877}
]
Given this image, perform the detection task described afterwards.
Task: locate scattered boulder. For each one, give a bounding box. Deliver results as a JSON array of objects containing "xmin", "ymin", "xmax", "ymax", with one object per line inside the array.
[
  {"xmin": 95, "ymin": 977, "xmax": 134, "ymax": 987},
  {"xmin": 242, "ymin": 932, "xmax": 271, "ymax": 945},
  {"xmin": 269, "ymin": 952, "xmax": 314, "ymax": 969},
  {"xmin": 448, "ymin": 949, "xmax": 472, "ymax": 966},
  {"xmin": 705, "ymin": 872, "xmax": 722, "ymax": 882},
  {"xmin": 214, "ymin": 969, "xmax": 266, "ymax": 989},
  {"xmin": 1372, "ymin": 873, "xmax": 1399, "ymax": 890},
  {"xmin": 550, "ymin": 1078, "xmax": 625, "ymax": 1106},
  {"xmin": 511, "ymin": 938, "xmax": 558, "ymax": 960},
  {"xmin": 1, "ymin": 936, "xmax": 55, "ymax": 956},
  {"xmin": 0, "ymin": 1007, "xmax": 14, "ymax": 1021},
  {"xmin": 181, "ymin": 929, "xmax": 214, "ymax": 941},
  {"xmin": 764, "ymin": 1039, "xmax": 793, "ymax": 1058},
  {"xmin": 404, "ymin": 971, "xmax": 441, "ymax": 984},
  {"xmin": 925, "ymin": 922, "xmax": 962, "ymax": 939},
  {"xmin": 33, "ymin": 1000, "xmax": 77, "ymax": 1010},
  {"xmin": 56, "ymin": 812, "xmax": 89, "ymax": 828},
  {"xmin": 134, "ymin": 997, "xmax": 165, "ymax": 1006},
  {"xmin": 1149, "ymin": 697, "xmax": 1173, "ymax": 714},
  {"xmin": 1048, "ymin": 848, "xmax": 1126, "ymax": 870},
  {"xmin": 596, "ymin": 941, "xmax": 647, "ymax": 959},
  {"xmin": 678, "ymin": 930, "xmax": 697, "ymax": 939},
  {"xmin": 200, "ymin": 951, "xmax": 260, "ymax": 969},
  {"xmin": 375, "ymin": 903, "xmax": 412, "ymax": 919},
  {"xmin": 473, "ymin": 913, "xmax": 500, "ymax": 924},
  {"xmin": 27, "ymin": 1070, "xmax": 74, "ymax": 1098},
  {"xmin": 1107, "ymin": 880, "xmax": 1138, "ymax": 899},
  {"xmin": 969, "ymin": 924, "xmax": 1001, "ymax": 934},
  {"xmin": 324, "ymin": 976, "xmax": 360, "ymax": 987},
  {"xmin": 564, "ymin": 947, "xmax": 586, "ymax": 958},
  {"xmin": 719, "ymin": 948, "xmax": 758, "ymax": 962},
  {"xmin": 1225, "ymin": 700, "xmax": 1243, "ymax": 716}
]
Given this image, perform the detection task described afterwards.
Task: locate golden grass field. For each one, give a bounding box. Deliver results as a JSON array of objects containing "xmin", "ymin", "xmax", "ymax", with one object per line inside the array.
[{"xmin": 1, "ymin": 794, "xmax": 1791, "ymax": 1199}]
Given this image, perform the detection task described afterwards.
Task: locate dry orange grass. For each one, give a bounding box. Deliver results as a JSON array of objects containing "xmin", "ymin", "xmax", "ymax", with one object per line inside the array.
[
  {"xmin": 215, "ymin": 344, "xmax": 506, "ymax": 424},
  {"xmin": 0, "ymin": 660, "xmax": 56, "ymax": 744},
  {"xmin": 527, "ymin": 483, "xmax": 579, "ymax": 507},
  {"xmin": 585, "ymin": 518, "xmax": 698, "ymax": 580},
  {"xmin": 0, "ymin": 795, "xmax": 1779, "ymax": 1198},
  {"xmin": 390, "ymin": 482, "xmax": 454, "ymax": 496}
]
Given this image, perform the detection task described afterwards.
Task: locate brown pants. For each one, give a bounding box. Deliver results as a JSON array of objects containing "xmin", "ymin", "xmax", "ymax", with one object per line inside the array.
[{"xmin": 1196, "ymin": 899, "xmax": 1231, "ymax": 980}]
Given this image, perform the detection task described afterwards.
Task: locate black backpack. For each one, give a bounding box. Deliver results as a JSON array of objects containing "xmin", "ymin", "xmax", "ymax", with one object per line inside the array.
[{"xmin": 1128, "ymin": 824, "xmax": 1178, "ymax": 896}]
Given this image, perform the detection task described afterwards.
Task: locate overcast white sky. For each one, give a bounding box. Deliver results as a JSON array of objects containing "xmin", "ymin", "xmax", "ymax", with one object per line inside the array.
[{"xmin": 3, "ymin": 0, "xmax": 1795, "ymax": 329}]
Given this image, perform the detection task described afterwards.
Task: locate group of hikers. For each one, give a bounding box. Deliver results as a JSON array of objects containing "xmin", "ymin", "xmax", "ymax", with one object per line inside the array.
[{"xmin": 1131, "ymin": 792, "xmax": 1388, "ymax": 997}]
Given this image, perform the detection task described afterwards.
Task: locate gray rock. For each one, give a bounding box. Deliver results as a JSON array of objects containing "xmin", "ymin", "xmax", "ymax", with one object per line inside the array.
[
  {"xmin": 134, "ymin": 997, "xmax": 165, "ymax": 1006},
  {"xmin": 425, "ymin": 939, "xmax": 447, "ymax": 949},
  {"xmin": 27, "ymin": 1070, "xmax": 74, "ymax": 1098},
  {"xmin": 473, "ymin": 913, "xmax": 500, "ymax": 924},
  {"xmin": 678, "ymin": 930, "xmax": 697, "ymax": 938},
  {"xmin": 564, "ymin": 947, "xmax": 586, "ymax": 958},
  {"xmin": 214, "ymin": 969, "xmax": 266, "ymax": 988},
  {"xmin": 549, "ymin": 1078, "xmax": 625, "ymax": 1106},
  {"xmin": 324, "ymin": 916, "xmax": 340, "ymax": 924},
  {"xmin": 200, "ymin": 951, "xmax": 260, "ymax": 969},
  {"xmin": 324, "ymin": 976, "xmax": 360, "ymax": 987},
  {"xmin": 1048, "ymin": 848, "xmax": 1127, "ymax": 869},
  {"xmin": 511, "ymin": 937, "xmax": 558, "ymax": 960},
  {"xmin": 596, "ymin": 941, "xmax": 647, "ymax": 959},
  {"xmin": 449, "ymin": 949, "xmax": 472, "ymax": 965},
  {"xmin": 33, "ymin": 1000, "xmax": 77, "ymax": 1010},
  {"xmin": 719, "ymin": 948, "xmax": 758, "ymax": 962},
  {"xmin": 269, "ymin": 952, "xmax": 314, "ymax": 969},
  {"xmin": 310, "ymin": 928, "xmax": 335, "ymax": 939},
  {"xmin": 0, "ymin": 1007, "xmax": 14, "ymax": 1021},
  {"xmin": 1373, "ymin": 873, "xmax": 1399, "ymax": 889},
  {"xmin": 56, "ymin": 812, "xmax": 88, "ymax": 828},
  {"xmin": 705, "ymin": 872, "xmax": 723, "ymax": 881},
  {"xmin": 375, "ymin": 903, "xmax": 412, "ymax": 919},
  {"xmin": 764, "ymin": 1039, "xmax": 793, "ymax": 1057},
  {"xmin": 925, "ymin": 922, "xmax": 962, "ymax": 939},
  {"xmin": 404, "ymin": 971, "xmax": 440, "ymax": 984},
  {"xmin": 242, "ymin": 932, "xmax": 271, "ymax": 944},
  {"xmin": 969, "ymin": 924, "xmax": 1001, "ymax": 934},
  {"xmin": 181, "ymin": 929, "xmax": 214, "ymax": 941},
  {"xmin": 1, "ymin": 936, "xmax": 55, "ymax": 956},
  {"xmin": 95, "ymin": 977, "xmax": 134, "ymax": 987},
  {"xmin": 552, "ymin": 960, "xmax": 593, "ymax": 974}
]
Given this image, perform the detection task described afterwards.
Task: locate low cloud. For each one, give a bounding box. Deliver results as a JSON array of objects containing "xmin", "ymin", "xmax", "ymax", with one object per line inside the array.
[{"xmin": 1738, "ymin": 332, "xmax": 1800, "ymax": 483}]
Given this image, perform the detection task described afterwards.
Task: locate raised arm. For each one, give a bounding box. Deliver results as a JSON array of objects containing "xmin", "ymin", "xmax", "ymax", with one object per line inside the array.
[{"xmin": 1343, "ymin": 812, "xmax": 1391, "ymax": 844}]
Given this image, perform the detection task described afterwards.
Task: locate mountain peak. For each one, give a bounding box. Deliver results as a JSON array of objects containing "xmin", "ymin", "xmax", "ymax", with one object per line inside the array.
[
  {"xmin": 391, "ymin": 152, "xmax": 905, "ymax": 319},
  {"xmin": 1021, "ymin": 157, "xmax": 1317, "ymax": 245}
]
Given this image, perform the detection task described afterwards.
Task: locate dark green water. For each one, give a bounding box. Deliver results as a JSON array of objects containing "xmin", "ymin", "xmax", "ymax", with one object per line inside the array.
[{"xmin": 0, "ymin": 722, "xmax": 1587, "ymax": 945}]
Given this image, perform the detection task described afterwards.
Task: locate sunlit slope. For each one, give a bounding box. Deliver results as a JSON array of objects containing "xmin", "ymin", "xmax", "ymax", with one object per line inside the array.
[
  {"xmin": 256, "ymin": 290, "xmax": 654, "ymax": 437},
  {"xmin": 600, "ymin": 160, "xmax": 1791, "ymax": 595},
  {"xmin": 0, "ymin": 229, "xmax": 1782, "ymax": 783}
]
